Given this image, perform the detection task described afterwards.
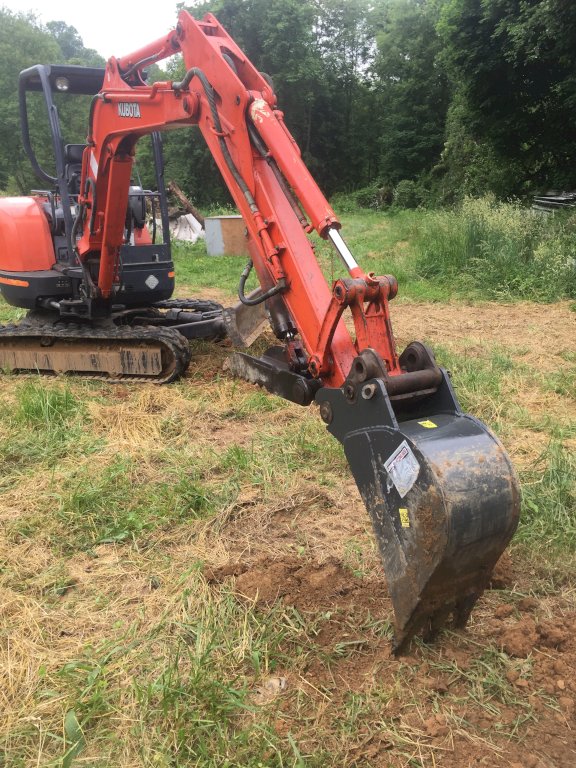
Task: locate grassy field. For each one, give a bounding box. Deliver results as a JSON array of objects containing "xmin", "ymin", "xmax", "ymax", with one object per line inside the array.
[{"xmin": 0, "ymin": 210, "xmax": 575, "ymax": 767}]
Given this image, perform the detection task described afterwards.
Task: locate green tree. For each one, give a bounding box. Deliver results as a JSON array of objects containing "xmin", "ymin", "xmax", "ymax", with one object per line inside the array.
[
  {"xmin": 46, "ymin": 20, "xmax": 103, "ymax": 65},
  {"xmin": 374, "ymin": 0, "xmax": 450, "ymax": 186},
  {"xmin": 176, "ymin": 0, "xmax": 381, "ymax": 197},
  {"xmin": 0, "ymin": 9, "xmax": 61, "ymax": 191},
  {"xmin": 185, "ymin": 0, "xmax": 324, "ymax": 192},
  {"xmin": 307, "ymin": 0, "xmax": 380, "ymax": 191},
  {"xmin": 0, "ymin": 10, "xmax": 106, "ymax": 193},
  {"xmin": 439, "ymin": 0, "xmax": 576, "ymax": 193}
]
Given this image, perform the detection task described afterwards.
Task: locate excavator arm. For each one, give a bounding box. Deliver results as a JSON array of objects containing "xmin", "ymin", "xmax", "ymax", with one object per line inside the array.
[
  {"xmin": 77, "ymin": 12, "xmax": 398, "ymax": 387},
  {"xmin": 76, "ymin": 10, "xmax": 520, "ymax": 651}
]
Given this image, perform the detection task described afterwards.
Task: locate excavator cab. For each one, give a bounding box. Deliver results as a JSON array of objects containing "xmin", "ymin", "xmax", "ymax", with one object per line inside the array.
[{"xmin": 0, "ymin": 64, "xmax": 174, "ymax": 310}]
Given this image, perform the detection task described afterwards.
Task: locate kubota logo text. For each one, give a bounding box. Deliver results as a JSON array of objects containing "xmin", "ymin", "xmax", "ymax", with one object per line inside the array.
[{"xmin": 118, "ymin": 102, "xmax": 141, "ymax": 118}]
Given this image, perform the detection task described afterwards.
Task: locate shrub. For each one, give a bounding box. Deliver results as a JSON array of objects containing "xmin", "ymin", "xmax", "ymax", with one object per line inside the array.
[
  {"xmin": 331, "ymin": 182, "xmax": 393, "ymax": 212},
  {"xmin": 355, "ymin": 182, "xmax": 393, "ymax": 209},
  {"xmin": 393, "ymin": 179, "xmax": 422, "ymax": 209}
]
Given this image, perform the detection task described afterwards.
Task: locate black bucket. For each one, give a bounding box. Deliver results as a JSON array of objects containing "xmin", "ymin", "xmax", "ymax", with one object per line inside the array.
[{"xmin": 317, "ymin": 369, "xmax": 520, "ymax": 653}]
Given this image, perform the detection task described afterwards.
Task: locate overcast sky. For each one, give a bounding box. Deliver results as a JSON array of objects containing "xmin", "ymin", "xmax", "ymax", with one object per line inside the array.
[{"xmin": 2, "ymin": 0, "xmax": 183, "ymax": 61}]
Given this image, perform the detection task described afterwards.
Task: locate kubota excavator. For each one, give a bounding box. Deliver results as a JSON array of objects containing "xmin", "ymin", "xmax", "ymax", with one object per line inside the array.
[{"xmin": 0, "ymin": 10, "xmax": 520, "ymax": 651}]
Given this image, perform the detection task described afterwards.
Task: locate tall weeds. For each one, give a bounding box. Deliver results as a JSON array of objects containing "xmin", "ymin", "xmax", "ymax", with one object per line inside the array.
[{"xmin": 411, "ymin": 197, "xmax": 576, "ymax": 300}]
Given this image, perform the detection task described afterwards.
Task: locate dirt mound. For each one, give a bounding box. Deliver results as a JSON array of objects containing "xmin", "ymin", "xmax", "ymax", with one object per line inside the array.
[
  {"xmin": 488, "ymin": 551, "xmax": 516, "ymax": 589},
  {"xmin": 206, "ymin": 555, "xmax": 391, "ymax": 613}
]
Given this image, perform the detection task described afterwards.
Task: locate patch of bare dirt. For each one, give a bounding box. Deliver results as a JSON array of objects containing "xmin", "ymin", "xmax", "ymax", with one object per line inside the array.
[
  {"xmin": 174, "ymin": 285, "xmax": 235, "ymax": 305},
  {"xmin": 174, "ymin": 454, "xmax": 573, "ymax": 765},
  {"xmin": 391, "ymin": 300, "xmax": 575, "ymax": 373},
  {"xmin": 206, "ymin": 555, "xmax": 390, "ymax": 614},
  {"xmin": 388, "ymin": 299, "xmax": 576, "ymax": 469},
  {"xmin": 188, "ymin": 484, "xmax": 372, "ymax": 568},
  {"xmin": 206, "ymin": 550, "xmax": 576, "ymax": 767}
]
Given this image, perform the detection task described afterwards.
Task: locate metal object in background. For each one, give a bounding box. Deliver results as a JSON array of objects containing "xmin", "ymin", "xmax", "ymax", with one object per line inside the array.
[
  {"xmin": 205, "ymin": 216, "xmax": 249, "ymax": 257},
  {"xmin": 532, "ymin": 191, "xmax": 576, "ymax": 213}
]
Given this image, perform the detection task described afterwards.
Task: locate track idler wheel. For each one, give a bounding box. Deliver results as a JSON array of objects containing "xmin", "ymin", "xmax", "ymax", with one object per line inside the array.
[{"xmin": 317, "ymin": 364, "xmax": 520, "ymax": 653}]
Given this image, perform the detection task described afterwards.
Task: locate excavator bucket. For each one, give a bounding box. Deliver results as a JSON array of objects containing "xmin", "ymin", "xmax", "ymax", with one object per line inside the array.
[{"xmin": 317, "ymin": 366, "xmax": 520, "ymax": 653}]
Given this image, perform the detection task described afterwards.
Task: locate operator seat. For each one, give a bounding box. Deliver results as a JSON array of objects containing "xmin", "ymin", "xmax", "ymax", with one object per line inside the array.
[{"xmin": 64, "ymin": 143, "xmax": 86, "ymax": 196}]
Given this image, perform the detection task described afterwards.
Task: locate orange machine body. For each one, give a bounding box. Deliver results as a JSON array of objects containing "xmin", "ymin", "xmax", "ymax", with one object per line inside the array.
[{"xmin": 0, "ymin": 196, "xmax": 54, "ymax": 274}]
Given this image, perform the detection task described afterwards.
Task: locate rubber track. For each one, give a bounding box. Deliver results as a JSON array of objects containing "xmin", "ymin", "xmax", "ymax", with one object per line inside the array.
[
  {"xmin": 0, "ymin": 323, "xmax": 192, "ymax": 384},
  {"xmin": 154, "ymin": 298, "xmax": 223, "ymax": 315}
]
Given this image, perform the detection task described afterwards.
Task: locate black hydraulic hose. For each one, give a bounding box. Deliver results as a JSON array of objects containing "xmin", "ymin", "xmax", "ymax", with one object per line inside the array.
[
  {"xmin": 247, "ymin": 123, "xmax": 309, "ymax": 230},
  {"xmin": 172, "ymin": 68, "xmax": 258, "ymax": 215},
  {"xmin": 121, "ymin": 54, "xmax": 158, "ymax": 81},
  {"xmin": 173, "ymin": 67, "xmax": 287, "ymax": 305},
  {"xmin": 71, "ymin": 178, "xmax": 98, "ymax": 293},
  {"xmin": 238, "ymin": 260, "xmax": 285, "ymax": 306}
]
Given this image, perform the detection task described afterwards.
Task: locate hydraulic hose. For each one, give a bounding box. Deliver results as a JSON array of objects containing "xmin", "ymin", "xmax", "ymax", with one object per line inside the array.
[
  {"xmin": 71, "ymin": 177, "xmax": 98, "ymax": 294},
  {"xmin": 172, "ymin": 68, "xmax": 258, "ymax": 215},
  {"xmin": 172, "ymin": 67, "xmax": 287, "ymax": 306},
  {"xmin": 247, "ymin": 123, "xmax": 309, "ymax": 230},
  {"xmin": 238, "ymin": 260, "xmax": 286, "ymax": 306},
  {"xmin": 121, "ymin": 55, "xmax": 158, "ymax": 81}
]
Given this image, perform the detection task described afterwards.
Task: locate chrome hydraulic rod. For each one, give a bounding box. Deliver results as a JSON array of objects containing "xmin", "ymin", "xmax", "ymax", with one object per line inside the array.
[{"xmin": 327, "ymin": 227, "xmax": 360, "ymax": 273}]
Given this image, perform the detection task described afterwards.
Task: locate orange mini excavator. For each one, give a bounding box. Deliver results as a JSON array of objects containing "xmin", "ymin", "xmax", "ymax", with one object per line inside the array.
[{"xmin": 0, "ymin": 11, "xmax": 520, "ymax": 651}]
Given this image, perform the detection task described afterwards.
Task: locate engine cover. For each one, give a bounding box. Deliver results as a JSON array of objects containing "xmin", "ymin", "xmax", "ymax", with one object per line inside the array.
[{"xmin": 0, "ymin": 196, "xmax": 55, "ymax": 272}]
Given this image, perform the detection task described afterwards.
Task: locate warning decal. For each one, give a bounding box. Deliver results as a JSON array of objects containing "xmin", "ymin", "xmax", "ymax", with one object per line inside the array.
[
  {"xmin": 399, "ymin": 508, "xmax": 410, "ymax": 528},
  {"xmin": 384, "ymin": 440, "xmax": 420, "ymax": 498}
]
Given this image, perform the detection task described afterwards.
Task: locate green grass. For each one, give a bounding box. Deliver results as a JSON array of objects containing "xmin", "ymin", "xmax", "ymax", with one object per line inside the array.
[
  {"xmin": 518, "ymin": 441, "xmax": 576, "ymax": 551},
  {"xmin": 172, "ymin": 244, "xmax": 249, "ymax": 295},
  {"xmin": 16, "ymin": 380, "xmax": 82, "ymax": 429},
  {"xmin": 171, "ymin": 208, "xmax": 458, "ymax": 304},
  {"xmin": 0, "ymin": 381, "xmax": 98, "ymax": 485},
  {"xmin": 7, "ymin": 455, "xmax": 217, "ymax": 552},
  {"xmin": 10, "ymin": 574, "xmax": 324, "ymax": 766},
  {"xmin": 172, "ymin": 200, "xmax": 576, "ymax": 305},
  {"xmin": 541, "ymin": 365, "xmax": 576, "ymax": 400}
]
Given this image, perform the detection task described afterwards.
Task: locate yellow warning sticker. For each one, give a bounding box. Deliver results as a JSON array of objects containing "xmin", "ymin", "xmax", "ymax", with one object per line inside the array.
[
  {"xmin": 399, "ymin": 508, "xmax": 410, "ymax": 528},
  {"xmin": 418, "ymin": 420, "xmax": 438, "ymax": 429}
]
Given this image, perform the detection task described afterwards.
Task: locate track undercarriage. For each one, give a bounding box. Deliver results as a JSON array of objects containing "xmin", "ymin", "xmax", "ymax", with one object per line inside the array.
[{"xmin": 0, "ymin": 299, "xmax": 225, "ymax": 384}]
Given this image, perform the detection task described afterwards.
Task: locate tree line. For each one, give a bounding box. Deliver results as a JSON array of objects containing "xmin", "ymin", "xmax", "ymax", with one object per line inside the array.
[{"xmin": 1, "ymin": 1, "xmax": 574, "ymax": 207}]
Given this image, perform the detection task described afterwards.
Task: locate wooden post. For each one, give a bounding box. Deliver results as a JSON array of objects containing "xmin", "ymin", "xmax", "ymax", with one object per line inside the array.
[{"xmin": 167, "ymin": 181, "xmax": 205, "ymax": 226}]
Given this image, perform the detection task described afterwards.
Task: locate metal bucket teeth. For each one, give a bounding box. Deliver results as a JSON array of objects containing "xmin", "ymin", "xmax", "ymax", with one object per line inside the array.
[{"xmin": 317, "ymin": 372, "xmax": 520, "ymax": 653}]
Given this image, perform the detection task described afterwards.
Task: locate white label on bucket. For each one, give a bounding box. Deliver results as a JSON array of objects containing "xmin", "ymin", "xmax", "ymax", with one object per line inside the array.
[{"xmin": 384, "ymin": 440, "xmax": 420, "ymax": 498}]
